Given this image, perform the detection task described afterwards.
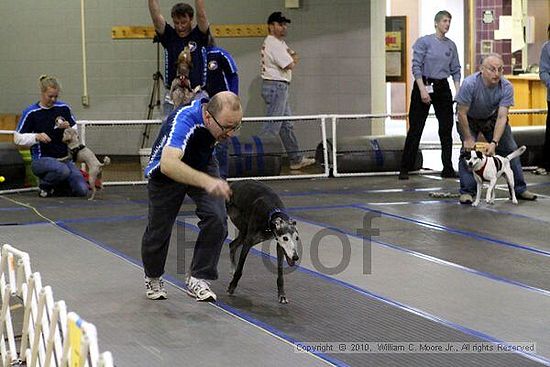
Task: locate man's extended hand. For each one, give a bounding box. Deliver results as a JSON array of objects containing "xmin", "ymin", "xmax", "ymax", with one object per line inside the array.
[
  {"xmin": 485, "ymin": 142, "xmax": 497, "ymax": 156},
  {"xmin": 36, "ymin": 133, "xmax": 51, "ymax": 143},
  {"xmin": 205, "ymin": 178, "xmax": 232, "ymax": 200},
  {"xmin": 463, "ymin": 137, "xmax": 475, "ymax": 151}
]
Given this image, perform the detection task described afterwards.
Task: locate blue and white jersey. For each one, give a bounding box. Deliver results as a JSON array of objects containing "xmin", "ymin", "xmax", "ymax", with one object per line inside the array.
[
  {"xmin": 455, "ymin": 72, "xmax": 514, "ymax": 120},
  {"xmin": 145, "ymin": 98, "xmax": 216, "ymax": 179},
  {"xmin": 202, "ymin": 46, "xmax": 239, "ymax": 96},
  {"xmin": 16, "ymin": 101, "xmax": 76, "ymax": 160}
]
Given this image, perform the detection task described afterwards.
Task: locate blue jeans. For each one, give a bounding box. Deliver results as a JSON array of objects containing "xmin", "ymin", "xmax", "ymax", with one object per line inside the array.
[
  {"xmin": 261, "ymin": 80, "xmax": 302, "ymax": 164},
  {"xmin": 458, "ymin": 121, "xmax": 527, "ymax": 195},
  {"xmin": 31, "ymin": 157, "xmax": 88, "ymax": 196}
]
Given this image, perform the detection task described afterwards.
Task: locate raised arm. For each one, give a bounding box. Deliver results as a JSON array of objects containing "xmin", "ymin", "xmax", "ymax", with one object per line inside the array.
[
  {"xmin": 195, "ymin": 0, "xmax": 209, "ymax": 34},
  {"xmin": 148, "ymin": 0, "xmax": 167, "ymax": 35}
]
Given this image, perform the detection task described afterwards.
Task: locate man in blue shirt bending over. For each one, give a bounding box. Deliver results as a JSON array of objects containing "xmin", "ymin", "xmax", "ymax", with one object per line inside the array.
[{"xmin": 141, "ymin": 91, "xmax": 242, "ymax": 302}]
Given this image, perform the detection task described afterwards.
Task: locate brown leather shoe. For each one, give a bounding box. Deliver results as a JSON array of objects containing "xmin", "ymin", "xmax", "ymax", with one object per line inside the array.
[{"xmin": 517, "ymin": 190, "xmax": 537, "ymax": 201}]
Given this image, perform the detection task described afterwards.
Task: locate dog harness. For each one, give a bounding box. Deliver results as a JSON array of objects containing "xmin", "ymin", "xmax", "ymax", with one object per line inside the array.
[
  {"xmin": 70, "ymin": 144, "xmax": 86, "ymax": 162},
  {"xmin": 475, "ymin": 156, "xmax": 502, "ymax": 178}
]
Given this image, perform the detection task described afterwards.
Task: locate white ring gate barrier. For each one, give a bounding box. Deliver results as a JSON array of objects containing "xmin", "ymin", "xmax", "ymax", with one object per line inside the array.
[{"xmin": 0, "ymin": 244, "xmax": 113, "ymax": 367}]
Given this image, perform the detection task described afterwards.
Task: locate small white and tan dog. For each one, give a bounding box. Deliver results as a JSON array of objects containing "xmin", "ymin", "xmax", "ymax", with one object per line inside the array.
[
  {"xmin": 463, "ymin": 145, "xmax": 526, "ymax": 206},
  {"xmin": 62, "ymin": 128, "xmax": 111, "ymax": 200}
]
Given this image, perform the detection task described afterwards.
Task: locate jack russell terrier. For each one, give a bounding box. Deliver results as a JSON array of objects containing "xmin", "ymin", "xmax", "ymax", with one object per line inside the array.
[{"xmin": 463, "ymin": 145, "xmax": 526, "ymax": 206}]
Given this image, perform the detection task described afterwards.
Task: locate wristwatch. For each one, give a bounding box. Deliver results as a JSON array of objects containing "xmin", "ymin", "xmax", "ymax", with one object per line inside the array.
[{"xmin": 491, "ymin": 140, "xmax": 499, "ymax": 147}]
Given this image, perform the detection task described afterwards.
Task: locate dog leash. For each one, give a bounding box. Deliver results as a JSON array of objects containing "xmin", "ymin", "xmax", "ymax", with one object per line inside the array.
[
  {"xmin": 428, "ymin": 192, "xmax": 460, "ymax": 198},
  {"xmin": 0, "ymin": 195, "xmax": 56, "ymax": 225}
]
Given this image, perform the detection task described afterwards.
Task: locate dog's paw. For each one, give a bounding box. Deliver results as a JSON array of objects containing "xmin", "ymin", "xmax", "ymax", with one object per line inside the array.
[
  {"xmin": 487, "ymin": 200, "xmax": 494, "ymax": 205},
  {"xmin": 472, "ymin": 201, "xmax": 479, "ymax": 207},
  {"xmin": 512, "ymin": 199, "xmax": 518, "ymax": 205},
  {"xmin": 226, "ymin": 286, "xmax": 235, "ymax": 295},
  {"xmin": 278, "ymin": 295, "xmax": 289, "ymax": 304}
]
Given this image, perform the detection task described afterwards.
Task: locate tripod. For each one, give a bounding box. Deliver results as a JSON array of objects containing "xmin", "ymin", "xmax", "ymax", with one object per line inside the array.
[{"xmin": 142, "ymin": 40, "xmax": 164, "ymax": 148}]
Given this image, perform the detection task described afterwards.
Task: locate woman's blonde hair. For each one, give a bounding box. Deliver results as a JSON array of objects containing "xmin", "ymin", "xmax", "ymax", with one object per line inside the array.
[{"xmin": 39, "ymin": 74, "xmax": 61, "ymax": 92}]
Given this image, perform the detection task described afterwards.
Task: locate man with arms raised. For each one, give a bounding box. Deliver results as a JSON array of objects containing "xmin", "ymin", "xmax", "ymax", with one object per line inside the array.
[{"xmin": 148, "ymin": 0, "xmax": 209, "ymax": 115}]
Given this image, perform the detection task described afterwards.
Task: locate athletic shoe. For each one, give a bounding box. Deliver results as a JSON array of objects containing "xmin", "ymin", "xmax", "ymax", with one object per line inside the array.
[
  {"xmin": 144, "ymin": 276, "xmax": 167, "ymax": 300},
  {"xmin": 459, "ymin": 193, "xmax": 473, "ymax": 205},
  {"xmin": 186, "ymin": 276, "xmax": 216, "ymax": 302},
  {"xmin": 289, "ymin": 157, "xmax": 316, "ymax": 170},
  {"xmin": 38, "ymin": 188, "xmax": 54, "ymax": 198}
]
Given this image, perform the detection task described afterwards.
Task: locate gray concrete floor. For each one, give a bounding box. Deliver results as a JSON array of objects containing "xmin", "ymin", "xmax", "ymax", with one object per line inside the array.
[{"xmin": 1, "ymin": 172, "xmax": 549, "ymax": 366}]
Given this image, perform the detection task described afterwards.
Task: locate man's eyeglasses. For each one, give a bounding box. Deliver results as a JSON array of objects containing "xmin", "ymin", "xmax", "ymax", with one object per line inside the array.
[
  {"xmin": 208, "ymin": 109, "xmax": 241, "ymax": 133},
  {"xmin": 484, "ymin": 65, "xmax": 504, "ymax": 74}
]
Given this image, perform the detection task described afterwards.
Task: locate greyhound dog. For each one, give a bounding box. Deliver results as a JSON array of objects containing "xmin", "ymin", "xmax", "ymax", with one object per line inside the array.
[
  {"xmin": 226, "ymin": 180, "xmax": 300, "ymax": 304},
  {"xmin": 62, "ymin": 128, "xmax": 111, "ymax": 200},
  {"xmin": 463, "ymin": 145, "xmax": 526, "ymax": 206}
]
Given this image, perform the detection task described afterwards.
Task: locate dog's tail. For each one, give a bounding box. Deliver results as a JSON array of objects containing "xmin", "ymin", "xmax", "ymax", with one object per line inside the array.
[
  {"xmin": 102, "ymin": 156, "xmax": 111, "ymax": 166},
  {"xmin": 506, "ymin": 145, "xmax": 526, "ymax": 161}
]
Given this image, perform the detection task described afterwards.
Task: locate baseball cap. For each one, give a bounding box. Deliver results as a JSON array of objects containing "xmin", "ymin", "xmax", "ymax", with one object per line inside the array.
[{"xmin": 267, "ymin": 11, "xmax": 291, "ymax": 24}]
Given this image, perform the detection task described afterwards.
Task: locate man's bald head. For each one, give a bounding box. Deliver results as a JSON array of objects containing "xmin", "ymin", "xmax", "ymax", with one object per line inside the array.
[
  {"xmin": 481, "ymin": 53, "xmax": 503, "ymax": 67},
  {"xmin": 207, "ymin": 91, "xmax": 242, "ymax": 116},
  {"xmin": 205, "ymin": 91, "xmax": 243, "ymax": 141}
]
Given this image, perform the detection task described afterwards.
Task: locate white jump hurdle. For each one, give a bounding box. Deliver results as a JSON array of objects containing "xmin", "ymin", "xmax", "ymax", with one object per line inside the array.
[{"xmin": 0, "ymin": 244, "xmax": 114, "ymax": 367}]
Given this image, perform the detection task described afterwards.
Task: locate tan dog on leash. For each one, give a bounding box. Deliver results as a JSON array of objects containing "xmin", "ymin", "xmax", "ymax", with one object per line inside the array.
[{"xmin": 62, "ymin": 128, "xmax": 110, "ymax": 200}]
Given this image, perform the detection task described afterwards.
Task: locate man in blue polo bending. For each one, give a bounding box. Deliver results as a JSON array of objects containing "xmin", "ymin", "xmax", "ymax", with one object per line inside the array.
[{"xmin": 141, "ymin": 91, "xmax": 242, "ymax": 302}]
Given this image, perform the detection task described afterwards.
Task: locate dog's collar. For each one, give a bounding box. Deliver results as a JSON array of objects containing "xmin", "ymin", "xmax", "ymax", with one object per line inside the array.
[{"xmin": 70, "ymin": 144, "xmax": 86, "ymax": 162}]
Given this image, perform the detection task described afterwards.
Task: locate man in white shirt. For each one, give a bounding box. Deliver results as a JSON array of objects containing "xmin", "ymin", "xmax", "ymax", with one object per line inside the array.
[{"xmin": 260, "ymin": 11, "xmax": 315, "ymax": 171}]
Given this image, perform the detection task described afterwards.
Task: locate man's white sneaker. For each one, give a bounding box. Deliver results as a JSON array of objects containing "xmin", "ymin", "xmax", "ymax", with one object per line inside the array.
[
  {"xmin": 459, "ymin": 194, "xmax": 473, "ymax": 205},
  {"xmin": 186, "ymin": 276, "xmax": 217, "ymax": 302},
  {"xmin": 289, "ymin": 157, "xmax": 316, "ymax": 170},
  {"xmin": 144, "ymin": 276, "xmax": 167, "ymax": 300},
  {"xmin": 39, "ymin": 188, "xmax": 54, "ymax": 198}
]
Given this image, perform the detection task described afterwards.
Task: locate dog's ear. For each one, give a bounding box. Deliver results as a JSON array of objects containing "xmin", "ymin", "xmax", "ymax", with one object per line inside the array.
[
  {"xmin": 273, "ymin": 217, "xmax": 284, "ymax": 229},
  {"xmin": 291, "ymin": 219, "xmax": 297, "ymax": 226}
]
